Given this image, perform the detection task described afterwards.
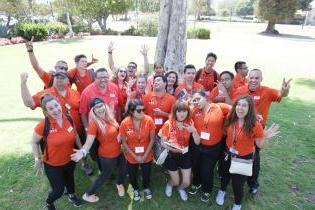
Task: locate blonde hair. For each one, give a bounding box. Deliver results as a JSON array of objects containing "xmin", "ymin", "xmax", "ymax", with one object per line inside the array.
[{"xmin": 88, "ymin": 103, "xmax": 119, "ymax": 135}]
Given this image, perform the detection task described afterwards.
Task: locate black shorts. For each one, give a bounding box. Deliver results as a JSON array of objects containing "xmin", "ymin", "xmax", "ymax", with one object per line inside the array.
[{"xmin": 165, "ymin": 152, "xmax": 192, "ymax": 171}]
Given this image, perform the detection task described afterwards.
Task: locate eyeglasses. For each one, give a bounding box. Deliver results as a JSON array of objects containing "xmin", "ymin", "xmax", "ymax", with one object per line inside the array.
[
  {"xmin": 96, "ymin": 76, "xmax": 109, "ymax": 80},
  {"xmin": 220, "ymin": 78, "xmax": 232, "ymax": 82},
  {"xmin": 135, "ymin": 108, "xmax": 145, "ymax": 113},
  {"xmin": 57, "ymin": 66, "xmax": 68, "ymax": 71},
  {"xmin": 127, "ymin": 65, "xmax": 136, "ymax": 69}
]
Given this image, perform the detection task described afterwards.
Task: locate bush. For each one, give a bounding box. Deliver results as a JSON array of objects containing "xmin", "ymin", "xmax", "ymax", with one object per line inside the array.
[
  {"xmin": 10, "ymin": 22, "xmax": 48, "ymax": 41},
  {"xmin": 104, "ymin": 28, "xmax": 119, "ymax": 35},
  {"xmin": 121, "ymin": 26, "xmax": 141, "ymax": 36},
  {"xmin": 136, "ymin": 16, "xmax": 158, "ymax": 37},
  {"xmin": 46, "ymin": 22, "xmax": 68, "ymax": 35},
  {"xmin": 0, "ymin": 25, "xmax": 9, "ymax": 38},
  {"xmin": 72, "ymin": 24, "xmax": 91, "ymax": 33},
  {"xmin": 187, "ymin": 27, "xmax": 210, "ymax": 39}
]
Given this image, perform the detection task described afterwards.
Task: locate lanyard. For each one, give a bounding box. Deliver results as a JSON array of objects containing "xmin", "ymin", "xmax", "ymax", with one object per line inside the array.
[
  {"xmin": 132, "ymin": 119, "xmax": 142, "ymax": 145},
  {"xmin": 202, "ymin": 105, "xmax": 212, "ymax": 129},
  {"xmin": 232, "ymin": 123, "xmax": 243, "ymax": 147}
]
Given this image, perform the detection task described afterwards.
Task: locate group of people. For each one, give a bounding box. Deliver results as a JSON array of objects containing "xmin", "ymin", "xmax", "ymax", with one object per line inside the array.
[{"xmin": 20, "ymin": 39, "xmax": 291, "ymax": 210}]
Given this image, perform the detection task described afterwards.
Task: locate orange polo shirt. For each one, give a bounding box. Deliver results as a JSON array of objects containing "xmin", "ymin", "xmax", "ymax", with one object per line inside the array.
[
  {"xmin": 209, "ymin": 86, "xmax": 239, "ymax": 103},
  {"xmin": 174, "ymin": 81, "xmax": 204, "ymax": 98},
  {"xmin": 67, "ymin": 68, "xmax": 94, "ymax": 93},
  {"xmin": 87, "ymin": 120, "xmax": 121, "ymax": 158},
  {"xmin": 192, "ymin": 103, "xmax": 231, "ymax": 146},
  {"xmin": 142, "ymin": 91, "xmax": 176, "ymax": 132},
  {"xmin": 119, "ymin": 115, "xmax": 155, "ymax": 164},
  {"xmin": 233, "ymin": 85, "xmax": 281, "ymax": 127},
  {"xmin": 232, "ymin": 74, "xmax": 247, "ymax": 90},
  {"xmin": 32, "ymin": 87, "xmax": 83, "ymax": 135},
  {"xmin": 34, "ymin": 115, "xmax": 76, "ymax": 166},
  {"xmin": 195, "ymin": 67, "xmax": 220, "ymax": 92},
  {"xmin": 159, "ymin": 119, "xmax": 192, "ymax": 152},
  {"xmin": 226, "ymin": 121, "xmax": 264, "ymax": 156}
]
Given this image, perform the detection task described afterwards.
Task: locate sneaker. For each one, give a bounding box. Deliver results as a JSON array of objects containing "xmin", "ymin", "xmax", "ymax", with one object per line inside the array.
[
  {"xmin": 46, "ymin": 203, "xmax": 56, "ymax": 210},
  {"xmin": 165, "ymin": 182, "xmax": 173, "ymax": 197},
  {"xmin": 68, "ymin": 194, "xmax": 82, "ymax": 207},
  {"xmin": 215, "ymin": 190, "xmax": 226, "ymax": 206},
  {"xmin": 81, "ymin": 163, "xmax": 93, "ymax": 176},
  {"xmin": 133, "ymin": 190, "xmax": 141, "ymax": 201},
  {"xmin": 201, "ymin": 192, "xmax": 211, "ymax": 202},
  {"xmin": 82, "ymin": 193, "xmax": 99, "ymax": 203},
  {"xmin": 116, "ymin": 184, "xmax": 125, "ymax": 197},
  {"xmin": 249, "ymin": 187, "xmax": 259, "ymax": 195},
  {"xmin": 144, "ymin": 188, "xmax": 153, "ymax": 200},
  {"xmin": 178, "ymin": 188, "xmax": 188, "ymax": 201},
  {"xmin": 232, "ymin": 203, "xmax": 242, "ymax": 210},
  {"xmin": 188, "ymin": 184, "xmax": 201, "ymax": 195}
]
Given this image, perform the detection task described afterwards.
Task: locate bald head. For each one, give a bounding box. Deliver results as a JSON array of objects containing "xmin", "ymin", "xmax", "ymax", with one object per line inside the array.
[{"xmin": 248, "ymin": 69, "xmax": 262, "ymax": 91}]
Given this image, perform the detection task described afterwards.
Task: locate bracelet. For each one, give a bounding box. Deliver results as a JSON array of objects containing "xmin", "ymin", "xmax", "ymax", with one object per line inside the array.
[
  {"xmin": 35, "ymin": 157, "xmax": 41, "ymax": 161},
  {"xmin": 80, "ymin": 148, "xmax": 87, "ymax": 157},
  {"xmin": 27, "ymin": 49, "xmax": 33, "ymax": 53},
  {"xmin": 108, "ymin": 51, "xmax": 112, "ymax": 54}
]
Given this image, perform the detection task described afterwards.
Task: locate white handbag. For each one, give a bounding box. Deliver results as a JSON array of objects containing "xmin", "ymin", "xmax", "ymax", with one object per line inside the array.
[{"xmin": 229, "ymin": 157, "xmax": 253, "ymax": 176}]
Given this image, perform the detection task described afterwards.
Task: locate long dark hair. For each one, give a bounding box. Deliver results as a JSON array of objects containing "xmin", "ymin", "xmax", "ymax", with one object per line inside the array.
[
  {"xmin": 226, "ymin": 95, "xmax": 257, "ymax": 136},
  {"xmin": 165, "ymin": 70, "xmax": 178, "ymax": 91}
]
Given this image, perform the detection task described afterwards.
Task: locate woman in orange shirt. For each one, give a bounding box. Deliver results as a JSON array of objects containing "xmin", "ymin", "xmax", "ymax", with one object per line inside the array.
[
  {"xmin": 119, "ymin": 99, "xmax": 156, "ymax": 201},
  {"xmin": 31, "ymin": 94, "xmax": 82, "ymax": 210},
  {"xmin": 215, "ymin": 95, "xmax": 279, "ymax": 210},
  {"xmin": 158, "ymin": 100, "xmax": 200, "ymax": 201},
  {"xmin": 71, "ymin": 97, "xmax": 126, "ymax": 203},
  {"xmin": 165, "ymin": 70, "xmax": 178, "ymax": 96}
]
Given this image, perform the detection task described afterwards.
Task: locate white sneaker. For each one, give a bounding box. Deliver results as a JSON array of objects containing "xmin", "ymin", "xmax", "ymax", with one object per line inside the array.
[
  {"xmin": 165, "ymin": 183, "xmax": 173, "ymax": 197},
  {"xmin": 178, "ymin": 188, "xmax": 188, "ymax": 201},
  {"xmin": 232, "ymin": 203, "xmax": 242, "ymax": 210},
  {"xmin": 215, "ymin": 190, "xmax": 226, "ymax": 206}
]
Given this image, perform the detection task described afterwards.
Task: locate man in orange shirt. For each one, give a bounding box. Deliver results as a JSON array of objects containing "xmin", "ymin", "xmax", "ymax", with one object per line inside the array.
[
  {"xmin": 232, "ymin": 61, "xmax": 248, "ymax": 89},
  {"xmin": 175, "ymin": 64, "xmax": 204, "ymax": 100},
  {"xmin": 195, "ymin": 53, "xmax": 220, "ymax": 95},
  {"xmin": 233, "ymin": 68, "xmax": 291, "ymax": 195},
  {"xmin": 142, "ymin": 75, "xmax": 176, "ymax": 133}
]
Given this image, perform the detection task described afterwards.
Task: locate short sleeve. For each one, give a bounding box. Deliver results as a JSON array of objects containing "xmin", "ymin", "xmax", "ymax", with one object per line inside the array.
[
  {"xmin": 158, "ymin": 120, "xmax": 170, "ymax": 138},
  {"xmin": 253, "ymin": 121, "xmax": 264, "ymax": 139},
  {"xmin": 34, "ymin": 119, "xmax": 45, "ymax": 136},
  {"xmin": 87, "ymin": 120, "xmax": 98, "ymax": 136}
]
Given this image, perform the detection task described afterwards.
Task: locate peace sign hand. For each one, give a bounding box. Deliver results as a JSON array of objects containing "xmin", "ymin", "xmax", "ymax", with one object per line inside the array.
[
  {"xmin": 280, "ymin": 78, "xmax": 292, "ymax": 97},
  {"xmin": 25, "ymin": 36, "xmax": 34, "ymax": 51}
]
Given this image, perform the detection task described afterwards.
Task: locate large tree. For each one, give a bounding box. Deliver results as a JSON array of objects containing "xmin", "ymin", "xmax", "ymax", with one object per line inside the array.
[
  {"xmin": 155, "ymin": 0, "xmax": 188, "ymax": 75},
  {"xmin": 0, "ymin": 0, "xmax": 28, "ymax": 26},
  {"xmin": 256, "ymin": 0, "xmax": 298, "ymax": 34}
]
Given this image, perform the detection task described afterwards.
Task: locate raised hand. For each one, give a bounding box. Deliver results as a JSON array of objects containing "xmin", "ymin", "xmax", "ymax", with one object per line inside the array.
[
  {"xmin": 183, "ymin": 123, "xmax": 197, "ymax": 133},
  {"xmin": 280, "ymin": 78, "xmax": 292, "ymax": 97},
  {"xmin": 108, "ymin": 41, "xmax": 115, "ymax": 53},
  {"xmin": 25, "ymin": 36, "xmax": 34, "ymax": 51},
  {"xmin": 20, "ymin": 72, "xmax": 29, "ymax": 84},
  {"xmin": 140, "ymin": 44, "xmax": 149, "ymax": 56},
  {"xmin": 91, "ymin": 54, "xmax": 98, "ymax": 64},
  {"xmin": 264, "ymin": 123, "xmax": 280, "ymax": 139}
]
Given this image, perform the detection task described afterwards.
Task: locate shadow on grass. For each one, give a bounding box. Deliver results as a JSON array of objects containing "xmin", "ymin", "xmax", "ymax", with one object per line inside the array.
[
  {"xmin": 258, "ymin": 32, "xmax": 315, "ymax": 42},
  {"xmin": 294, "ymin": 78, "xmax": 315, "ymax": 89},
  {"xmin": 0, "ymin": 117, "xmax": 42, "ymax": 123}
]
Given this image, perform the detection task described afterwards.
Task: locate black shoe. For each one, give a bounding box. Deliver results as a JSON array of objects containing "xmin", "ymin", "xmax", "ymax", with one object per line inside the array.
[
  {"xmin": 46, "ymin": 203, "xmax": 56, "ymax": 210},
  {"xmin": 68, "ymin": 194, "xmax": 82, "ymax": 207}
]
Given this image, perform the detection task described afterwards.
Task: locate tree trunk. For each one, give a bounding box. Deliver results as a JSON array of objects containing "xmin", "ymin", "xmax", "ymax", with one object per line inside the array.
[
  {"xmin": 155, "ymin": 0, "xmax": 188, "ymax": 75},
  {"xmin": 265, "ymin": 20, "xmax": 279, "ymax": 34},
  {"xmin": 66, "ymin": 11, "xmax": 74, "ymax": 37},
  {"xmin": 6, "ymin": 15, "xmax": 11, "ymax": 27},
  {"xmin": 97, "ymin": 14, "xmax": 109, "ymax": 32}
]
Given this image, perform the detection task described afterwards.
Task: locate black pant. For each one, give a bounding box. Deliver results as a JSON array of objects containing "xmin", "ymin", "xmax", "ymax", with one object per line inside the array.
[
  {"xmin": 220, "ymin": 153, "xmax": 252, "ymax": 205},
  {"xmin": 86, "ymin": 154, "xmax": 126, "ymax": 195},
  {"xmin": 90, "ymin": 139, "xmax": 102, "ymax": 171},
  {"xmin": 200, "ymin": 141, "xmax": 224, "ymax": 193},
  {"xmin": 126, "ymin": 161, "xmax": 152, "ymax": 190},
  {"xmin": 190, "ymin": 139, "xmax": 201, "ymax": 186},
  {"xmin": 247, "ymin": 146, "xmax": 260, "ymax": 189},
  {"xmin": 44, "ymin": 161, "xmax": 76, "ymax": 204}
]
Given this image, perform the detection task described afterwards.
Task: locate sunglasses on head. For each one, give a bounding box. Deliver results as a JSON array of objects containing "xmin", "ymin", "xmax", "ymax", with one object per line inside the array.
[{"xmin": 135, "ymin": 108, "xmax": 145, "ymax": 113}]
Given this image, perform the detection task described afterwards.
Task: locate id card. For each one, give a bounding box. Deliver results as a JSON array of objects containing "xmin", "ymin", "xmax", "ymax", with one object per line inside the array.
[
  {"xmin": 135, "ymin": 147, "xmax": 144, "ymax": 153},
  {"xmin": 253, "ymin": 96, "xmax": 260, "ymax": 100},
  {"xmin": 67, "ymin": 126, "xmax": 73, "ymax": 133},
  {"xmin": 200, "ymin": 131, "xmax": 210, "ymax": 140},
  {"xmin": 110, "ymin": 93, "xmax": 115, "ymax": 98},
  {"xmin": 181, "ymin": 147, "xmax": 189, "ymax": 154},
  {"xmin": 65, "ymin": 103, "xmax": 71, "ymax": 110},
  {"xmin": 154, "ymin": 118, "xmax": 163, "ymax": 125},
  {"xmin": 229, "ymin": 147, "xmax": 239, "ymax": 155}
]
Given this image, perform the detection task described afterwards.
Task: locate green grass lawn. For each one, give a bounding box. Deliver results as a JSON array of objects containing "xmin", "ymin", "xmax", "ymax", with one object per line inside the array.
[{"xmin": 1, "ymin": 22, "xmax": 315, "ymax": 209}]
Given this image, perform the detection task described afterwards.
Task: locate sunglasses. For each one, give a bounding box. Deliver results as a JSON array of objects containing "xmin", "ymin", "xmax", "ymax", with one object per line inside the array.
[
  {"xmin": 135, "ymin": 108, "xmax": 145, "ymax": 113},
  {"xmin": 127, "ymin": 65, "xmax": 136, "ymax": 69},
  {"xmin": 191, "ymin": 97, "xmax": 201, "ymax": 103},
  {"xmin": 57, "ymin": 66, "xmax": 68, "ymax": 71}
]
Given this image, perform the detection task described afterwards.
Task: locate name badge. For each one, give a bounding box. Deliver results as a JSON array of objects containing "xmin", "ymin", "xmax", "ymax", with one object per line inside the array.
[
  {"xmin": 135, "ymin": 147, "xmax": 144, "ymax": 154},
  {"xmin": 67, "ymin": 126, "xmax": 73, "ymax": 133},
  {"xmin": 154, "ymin": 118, "xmax": 163, "ymax": 125},
  {"xmin": 229, "ymin": 147, "xmax": 239, "ymax": 155},
  {"xmin": 182, "ymin": 147, "xmax": 189, "ymax": 154},
  {"xmin": 253, "ymin": 96, "xmax": 260, "ymax": 100},
  {"xmin": 110, "ymin": 93, "xmax": 115, "ymax": 97},
  {"xmin": 200, "ymin": 131, "xmax": 210, "ymax": 140}
]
